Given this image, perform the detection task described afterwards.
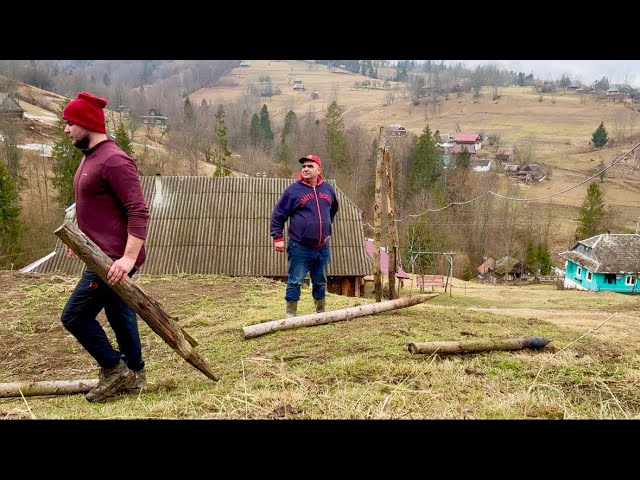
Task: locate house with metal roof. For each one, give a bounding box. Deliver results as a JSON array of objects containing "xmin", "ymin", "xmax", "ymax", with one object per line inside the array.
[
  {"xmin": 558, "ymin": 233, "xmax": 640, "ymax": 293},
  {"xmin": 0, "ymin": 93, "xmax": 24, "ymax": 119},
  {"xmin": 30, "ymin": 176, "xmax": 373, "ymax": 297}
]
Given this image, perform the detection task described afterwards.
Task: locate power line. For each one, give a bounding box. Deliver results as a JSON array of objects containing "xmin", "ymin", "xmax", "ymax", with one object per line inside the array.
[{"xmin": 387, "ymin": 141, "xmax": 640, "ymax": 224}]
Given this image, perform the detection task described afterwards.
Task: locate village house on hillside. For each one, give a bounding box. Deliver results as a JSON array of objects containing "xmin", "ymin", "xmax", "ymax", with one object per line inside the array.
[
  {"xmin": 29, "ymin": 176, "xmax": 373, "ymax": 297},
  {"xmin": 385, "ymin": 124, "xmax": 407, "ymax": 137},
  {"xmin": 476, "ymin": 257, "xmax": 496, "ymax": 280},
  {"xmin": 486, "ymin": 256, "xmax": 532, "ymax": 283},
  {"xmin": 0, "ymin": 92, "xmax": 24, "ymax": 119},
  {"xmin": 559, "ymin": 233, "xmax": 640, "ymax": 293},
  {"xmin": 139, "ymin": 108, "xmax": 167, "ymax": 128},
  {"xmin": 495, "ymin": 147, "xmax": 515, "ymax": 162},
  {"xmin": 453, "ymin": 133, "xmax": 482, "ymax": 151}
]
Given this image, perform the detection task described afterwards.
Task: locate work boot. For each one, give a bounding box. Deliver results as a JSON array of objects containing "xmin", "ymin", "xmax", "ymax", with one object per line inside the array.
[
  {"xmin": 314, "ymin": 298, "xmax": 326, "ymax": 313},
  {"xmin": 85, "ymin": 359, "xmax": 135, "ymax": 403},
  {"xmin": 286, "ymin": 300, "xmax": 298, "ymax": 318},
  {"xmin": 98, "ymin": 366, "xmax": 147, "ymax": 394},
  {"xmin": 128, "ymin": 369, "xmax": 147, "ymax": 393}
]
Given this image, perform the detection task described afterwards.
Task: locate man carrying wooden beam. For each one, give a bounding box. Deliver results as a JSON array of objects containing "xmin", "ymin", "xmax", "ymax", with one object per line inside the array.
[{"xmin": 59, "ymin": 92, "xmax": 150, "ymax": 403}]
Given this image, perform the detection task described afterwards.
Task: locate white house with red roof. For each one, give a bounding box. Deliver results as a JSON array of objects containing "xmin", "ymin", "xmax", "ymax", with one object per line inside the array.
[{"xmin": 453, "ymin": 133, "xmax": 483, "ymax": 151}]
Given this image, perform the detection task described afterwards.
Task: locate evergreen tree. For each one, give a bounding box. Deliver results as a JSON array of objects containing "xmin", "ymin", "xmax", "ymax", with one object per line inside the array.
[
  {"xmin": 575, "ymin": 181, "xmax": 607, "ymax": 240},
  {"xmin": 525, "ymin": 239, "xmax": 538, "ymax": 274},
  {"xmin": 409, "ymin": 126, "xmax": 442, "ymax": 193},
  {"xmin": 537, "ymin": 243, "xmax": 552, "ymax": 276},
  {"xmin": 0, "ymin": 159, "xmax": 21, "ymax": 267},
  {"xmin": 455, "ymin": 149, "xmax": 471, "ymax": 169},
  {"xmin": 325, "ymin": 100, "xmax": 348, "ymax": 171},
  {"xmin": 591, "ymin": 121, "xmax": 609, "ymax": 149},
  {"xmin": 51, "ymin": 108, "xmax": 83, "ymax": 208},
  {"xmin": 259, "ymin": 104, "xmax": 274, "ymax": 150},
  {"xmin": 249, "ymin": 113, "xmax": 261, "ymax": 148},
  {"xmin": 213, "ymin": 105, "xmax": 231, "ymax": 177},
  {"xmin": 183, "ymin": 97, "xmax": 195, "ymax": 126},
  {"xmin": 114, "ymin": 120, "xmax": 134, "ymax": 157},
  {"xmin": 0, "ymin": 123, "xmax": 21, "ymax": 184}
]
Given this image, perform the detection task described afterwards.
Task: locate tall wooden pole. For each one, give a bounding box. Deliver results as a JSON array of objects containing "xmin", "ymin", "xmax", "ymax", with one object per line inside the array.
[
  {"xmin": 373, "ymin": 127, "xmax": 385, "ymax": 302},
  {"xmin": 384, "ymin": 146, "xmax": 398, "ymax": 299},
  {"xmin": 54, "ymin": 221, "xmax": 219, "ymax": 382}
]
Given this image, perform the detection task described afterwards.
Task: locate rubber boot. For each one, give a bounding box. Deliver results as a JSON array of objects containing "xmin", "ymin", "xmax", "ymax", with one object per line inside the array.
[
  {"xmin": 314, "ymin": 298, "xmax": 326, "ymax": 313},
  {"xmin": 286, "ymin": 300, "xmax": 298, "ymax": 318}
]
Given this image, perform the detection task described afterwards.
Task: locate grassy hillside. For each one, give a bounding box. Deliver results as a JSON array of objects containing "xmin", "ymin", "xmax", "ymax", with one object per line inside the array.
[
  {"xmin": 191, "ymin": 60, "xmax": 640, "ymax": 234},
  {"xmin": 1, "ymin": 271, "xmax": 638, "ymax": 419}
]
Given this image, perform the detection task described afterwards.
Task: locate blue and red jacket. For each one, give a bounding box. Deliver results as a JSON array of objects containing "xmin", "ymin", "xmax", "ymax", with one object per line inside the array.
[{"xmin": 271, "ymin": 174, "xmax": 339, "ymax": 248}]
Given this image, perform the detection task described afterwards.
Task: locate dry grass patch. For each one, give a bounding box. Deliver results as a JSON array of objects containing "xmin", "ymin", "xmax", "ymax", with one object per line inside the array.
[{"xmin": 1, "ymin": 271, "xmax": 638, "ymax": 419}]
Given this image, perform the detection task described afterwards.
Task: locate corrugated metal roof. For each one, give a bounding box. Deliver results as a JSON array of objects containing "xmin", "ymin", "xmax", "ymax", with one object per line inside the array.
[
  {"xmin": 559, "ymin": 233, "xmax": 640, "ymax": 273},
  {"xmin": 34, "ymin": 176, "xmax": 372, "ymax": 277}
]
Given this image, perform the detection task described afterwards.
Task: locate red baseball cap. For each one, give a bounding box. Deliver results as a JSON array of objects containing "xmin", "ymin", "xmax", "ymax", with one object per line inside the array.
[{"xmin": 298, "ymin": 154, "xmax": 322, "ymax": 167}]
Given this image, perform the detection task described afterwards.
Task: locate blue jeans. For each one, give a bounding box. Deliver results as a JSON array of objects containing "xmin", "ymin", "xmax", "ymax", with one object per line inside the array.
[
  {"xmin": 285, "ymin": 240, "xmax": 330, "ymax": 302},
  {"xmin": 61, "ymin": 268, "xmax": 144, "ymax": 371}
]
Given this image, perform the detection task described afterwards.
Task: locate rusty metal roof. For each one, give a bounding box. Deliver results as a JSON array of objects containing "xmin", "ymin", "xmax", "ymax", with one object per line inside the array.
[{"xmin": 34, "ymin": 176, "xmax": 372, "ymax": 277}]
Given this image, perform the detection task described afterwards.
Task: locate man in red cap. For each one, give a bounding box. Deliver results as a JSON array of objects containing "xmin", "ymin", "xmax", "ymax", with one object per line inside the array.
[
  {"xmin": 270, "ymin": 154, "xmax": 339, "ymax": 317},
  {"xmin": 60, "ymin": 92, "xmax": 150, "ymax": 402}
]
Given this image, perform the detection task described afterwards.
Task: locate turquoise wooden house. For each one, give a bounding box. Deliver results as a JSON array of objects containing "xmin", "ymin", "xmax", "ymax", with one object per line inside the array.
[{"xmin": 558, "ymin": 233, "xmax": 640, "ymax": 293}]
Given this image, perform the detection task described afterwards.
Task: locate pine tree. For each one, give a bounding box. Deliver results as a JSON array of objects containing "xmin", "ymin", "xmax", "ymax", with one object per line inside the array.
[
  {"xmin": 0, "ymin": 159, "xmax": 21, "ymax": 267},
  {"xmin": 114, "ymin": 120, "xmax": 134, "ymax": 157},
  {"xmin": 409, "ymin": 126, "xmax": 442, "ymax": 193},
  {"xmin": 525, "ymin": 239, "xmax": 538, "ymax": 274},
  {"xmin": 575, "ymin": 181, "xmax": 607, "ymax": 240},
  {"xmin": 278, "ymin": 110, "xmax": 298, "ymax": 172},
  {"xmin": 249, "ymin": 113, "xmax": 261, "ymax": 148},
  {"xmin": 591, "ymin": 121, "xmax": 609, "ymax": 149},
  {"xmin": 183, "ymin": 97, "xmax": 195, "ymax": 126},
  {"xmin": 213, "ymin": 105, "xmax": 231, "ymax": 177},
  {"xmin": 537, "ymin": 243, "xmax": 552, "ymax": 276},
  {"xmin": 325, "ymin": 100, "xmax": 348, "ymax": 171},
  {"xmin": 259, "ymin": 104, "xmax": 274, "ymax": 150},
  {"xmin": 51, "ymin": 108, "xmax": 83, "ymax": 208}
]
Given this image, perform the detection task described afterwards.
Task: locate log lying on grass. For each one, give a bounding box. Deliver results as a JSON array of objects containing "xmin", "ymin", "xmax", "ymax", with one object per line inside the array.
[
  {"xmin": 243, "ymin": 293, "xmax": 438, "ymax": 339},
  {"xmin": 55, "ymin": 221, "xmax": 219, "ymax": 381},
  {"xmin": 408, "ymin": 336, "xmax": 551, "ymax": 355},
  {"xmin": 0, "ymin": 379, "xmax": 98, "ymax": 398}
]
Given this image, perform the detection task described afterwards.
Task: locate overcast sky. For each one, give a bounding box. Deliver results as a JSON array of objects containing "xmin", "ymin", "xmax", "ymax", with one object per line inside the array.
[{"xmin": 440, "ymin": 60, "xmax": 640, "ymax": 87}]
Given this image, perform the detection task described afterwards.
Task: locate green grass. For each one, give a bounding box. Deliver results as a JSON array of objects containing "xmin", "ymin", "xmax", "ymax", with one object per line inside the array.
[{"xmin": 1, "ymin": 273, "xmax": 639, "ymax": 420}]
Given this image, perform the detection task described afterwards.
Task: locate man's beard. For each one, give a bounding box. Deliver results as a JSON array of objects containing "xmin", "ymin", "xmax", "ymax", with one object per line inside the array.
[{"xmin": 73, "ymin": 134, "xmax": 91, "ymax": 151}]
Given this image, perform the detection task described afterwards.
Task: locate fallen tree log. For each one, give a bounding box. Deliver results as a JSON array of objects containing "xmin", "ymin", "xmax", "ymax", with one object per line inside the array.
[
  {"xmin": 55, "ymin": 221, "xmax": 219, "ymax": 381},
  {"xmin": 408, "ymin": 336, "xmax": 551, "ymax": 355},
  {"xmin": 0, "ymin": 379, "xmax": 98, "ymax": 398},
  {"xmin": 243, "ymin": 293, "xmax": 438, "ymax": 339}
]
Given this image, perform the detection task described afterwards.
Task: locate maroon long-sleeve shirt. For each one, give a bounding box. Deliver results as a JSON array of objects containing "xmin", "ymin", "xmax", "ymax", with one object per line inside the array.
[{"xmin": 73, "ymin": 139, "xmax": 149, "ymax": 268}]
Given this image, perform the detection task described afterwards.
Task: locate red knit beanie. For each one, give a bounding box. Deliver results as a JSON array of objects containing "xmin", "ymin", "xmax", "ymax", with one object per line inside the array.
[{"xmin": 62, "ymin": 92, "xmax": 108, "ymax": 133}]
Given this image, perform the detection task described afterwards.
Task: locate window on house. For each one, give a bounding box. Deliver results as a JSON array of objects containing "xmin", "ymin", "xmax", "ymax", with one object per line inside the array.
[
  {"xmin": 576, "ymin": 266, "xmax": 582, "ymax": 279},
  {"xmin": 626, "ymin": 275, "xmax": 637, "ymax": 286},
  {"xmin": 604, "ymin": 273, "xmax": 616, "ymax": 284},
  {"xmin": 587, "ymin": 271, "xmax": 592, "ymax": 281}
]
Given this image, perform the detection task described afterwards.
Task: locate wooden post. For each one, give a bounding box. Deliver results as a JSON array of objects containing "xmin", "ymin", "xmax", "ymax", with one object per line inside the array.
[
  {"xmin": 373, "ymin": 127, "xmax": 385, "ymax": 302},
  {"xmin": 384, "ymin": 146, "xmax": 397, "ymax": 299},
  {"xmin": 408, "ymin": 336, "xmax": 551, "ymax": 355},
  {"xmin": 54, "ymin": 221, "xmax": 219, "ymax": 381},
  {"xmin": 243, "ymin": 293, "xmax": 438, "ymax": 339},
  {"xmin": 0, "ymin": 379, "xmax": 98, "ymax": 398}
]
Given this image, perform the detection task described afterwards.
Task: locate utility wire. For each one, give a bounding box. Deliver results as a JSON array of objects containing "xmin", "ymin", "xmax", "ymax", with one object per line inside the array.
[{"xmin": 368, "ymin": 141, "xmax": 640, "ymax": 227}]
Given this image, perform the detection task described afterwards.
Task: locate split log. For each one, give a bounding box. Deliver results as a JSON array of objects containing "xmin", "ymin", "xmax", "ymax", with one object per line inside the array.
[
  {"xmin": 408, "ymin": 336, "xmax": 551, "ymax": 355},
  {"xmin": 0, "ymin": 379, "xmax": 98, "ymax": 398},
  {"xmin": 55, "ymin": 221, "xmax": 219, "ymax": 381},
  {"xmin": 243, "ymin": 293, "xmax": 438, "ymax": 339}
]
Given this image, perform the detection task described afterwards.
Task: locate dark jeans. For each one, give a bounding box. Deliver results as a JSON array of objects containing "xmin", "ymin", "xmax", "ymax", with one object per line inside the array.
[
  {"xmin": 61, "ymin": 267, "xmax": 144, "ymax": 371},
  {"xmin": 285, "ymin": 240, "xmax": 330, "ymax": 302}
]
